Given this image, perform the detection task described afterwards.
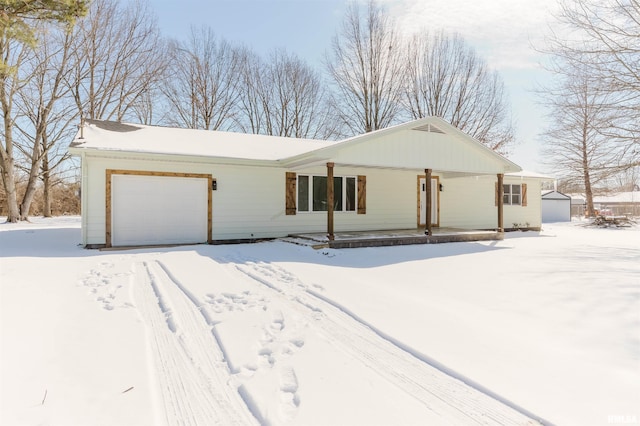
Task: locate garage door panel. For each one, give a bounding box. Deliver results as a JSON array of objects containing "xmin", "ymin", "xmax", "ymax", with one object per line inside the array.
[
  {"xmin": 542, "ymin": 199, "xmax": 570, "ymax": 223},
  {"xmin": 112, "ymin": 174, "xmax": 208, "ymax": 246}
]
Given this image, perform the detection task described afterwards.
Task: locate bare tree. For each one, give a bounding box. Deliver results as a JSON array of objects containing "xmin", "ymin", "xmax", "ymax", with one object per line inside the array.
[
  {"xmin": 404, "ymin": 31, "xmax": 514, "ymax": 154},
  {"xmin": 69, "ymin": 0, "xmax": 167, "ymax": 122},
  {"xmin": 237, "ymin": 48, "xmax": 336, "ymax": 139},
  {"xmin": 0, "ymin": 35, "xmax": 30, "ymax": 221},
  {"xmin": 1, "ymin": 0, "xmax": 88, "ymax": 222},
  {"xmin": 129, "ymin": 86, "xmax": 157, "ymax": 125},
  {"xmin": 546, "ymin": 0, "xmax": 640, "ymax": 170},
  {"xmin": 162, "ymin": 27, "xmax": 242, "ymax": 130},
  {"xmin": 325, "ymin": 0, "xmax": 405, "ymax": 135},
  {"xmin": 539, "ymin": 66, "xmax": 615, "ymax": 216},
  {"xmin": 236, "ymin": 50, "xmax": 266, "ymax": 135},
  {"xmin": 13, "ymin": 26, "xmax": 78, "ymax": 219},
  {"xmin": 612, "ymin": 166, "xmax": 639, "ymax": 192}
]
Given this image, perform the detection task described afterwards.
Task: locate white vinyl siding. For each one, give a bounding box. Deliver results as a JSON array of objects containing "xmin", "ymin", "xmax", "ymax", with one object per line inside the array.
[
  {"xmin": 439, "ymin": 176, "xmax": 541, "ymax": 230},
  {"xmin": 332, "ymin": 128, "xmax": 508, "ymax": 174},
  {"xmin": 79, "ymin": 154, "xmax": 540, "ymax": 246}
]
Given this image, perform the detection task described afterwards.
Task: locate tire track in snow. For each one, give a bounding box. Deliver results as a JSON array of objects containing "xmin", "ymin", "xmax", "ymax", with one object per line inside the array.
[
  {"xmin": 132, "ymin": 261, "xmax": 257, "ymax": 426},
  {"xmin": 234, "ymin": 260, "xmax": 544, "ymax": 426}
]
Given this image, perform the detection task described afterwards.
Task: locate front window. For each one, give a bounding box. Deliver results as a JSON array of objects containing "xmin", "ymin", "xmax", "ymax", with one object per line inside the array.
[
  {"xmin": 298, "ymin": 175, "xmax": 356, "ymax": 212},
  {"xmin": 503, "ymin": 184, "xmax": 521, "ymax": 205}
]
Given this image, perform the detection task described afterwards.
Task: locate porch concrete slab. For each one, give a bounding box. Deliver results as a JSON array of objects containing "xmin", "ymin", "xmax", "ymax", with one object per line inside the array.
[{"xmin": 287, "ymin": 228, "xmax": 504, "ymax": 249}]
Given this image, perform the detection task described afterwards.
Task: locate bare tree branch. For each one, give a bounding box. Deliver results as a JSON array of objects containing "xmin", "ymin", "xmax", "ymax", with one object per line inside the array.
[
  {"xmin": 69, "ymin": 0, "xmax": 167, "ymax": 122},
  {"xmin": 325, "ymin": 0, "xmax": 405, "ymax": 135},
  {"xmin": 237, "ymin": 48, "xmax": 337, "ymax": 139},
  {"xmin": 162, "ymin": 26, "xmax": 242, "ymax": 131},
  {"xmin": 403, "ymin": 30, "xmax": 515, "ymax": 154}
]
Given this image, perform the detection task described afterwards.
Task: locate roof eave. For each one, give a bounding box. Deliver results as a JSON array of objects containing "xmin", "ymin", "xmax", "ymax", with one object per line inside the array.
[{"xmin": 68, "ymin": 145, "xmax": 280, "ymax": 167}]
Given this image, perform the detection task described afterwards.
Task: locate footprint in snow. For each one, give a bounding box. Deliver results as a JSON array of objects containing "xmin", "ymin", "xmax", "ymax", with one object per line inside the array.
[
  {"xmin": 205, "ymin": 291, "xmax": 267, "ymax": 314},
  {"xmin": 79, "ymin": 263, "xmax": 130, "ymax": 311},
  {"xmin": 278, "ymin": 365, "xmax": 300, "ymax": 420}
]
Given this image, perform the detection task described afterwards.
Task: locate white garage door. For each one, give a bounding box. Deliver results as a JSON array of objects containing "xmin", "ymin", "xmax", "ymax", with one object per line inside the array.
[{"xmin": 111, "ymin": 174, "xmax": 208, "ymax": 246}]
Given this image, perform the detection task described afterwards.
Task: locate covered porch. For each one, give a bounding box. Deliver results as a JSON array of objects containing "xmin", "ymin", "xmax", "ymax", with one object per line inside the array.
[
  {"xmin": 285, "ymin": 227, "xmax": 504, "ymax": 249},
  {"xmin": 316, "ymin": 161, "xmax": 507, "ymax": 247},
  {"xmin": 281, "ymin": 117, "xmax": 526, "ymax": 248}
]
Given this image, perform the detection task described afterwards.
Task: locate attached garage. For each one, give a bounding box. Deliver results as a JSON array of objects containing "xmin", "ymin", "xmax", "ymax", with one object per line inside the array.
[
  {"xmin": 106, "ymin": 170, "xmax": 212, "ymax": 247},
  {"xmin": 541, "ymin": 190, "xmax": 571, "ymax": 223}
]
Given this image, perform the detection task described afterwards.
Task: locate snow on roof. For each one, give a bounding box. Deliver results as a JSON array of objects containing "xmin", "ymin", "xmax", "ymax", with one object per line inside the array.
[
  {"xmin": 594, "ymin": 191, "xmax": 640, "ymax": 203},
  {"xmin": 541, "ymin": 190, "xmax": 570, "ymax": 199},
  {"xmin": 506, "ymin": 170, "xmax": 554, "ymax": 179},
  {"xmin": 70, "ymin": 120, "xmax": 339, "ymax": 161},
  {"xmin": 70, "ymin": 118, "xmax": 527, "ymax": 174},
  {"xmin": 568, "ymin": 194, "xmax": 585, "ymax": 204},
  {"xmin": 566, "ymin": 192, "xmax": 640, "ymax": 204}
]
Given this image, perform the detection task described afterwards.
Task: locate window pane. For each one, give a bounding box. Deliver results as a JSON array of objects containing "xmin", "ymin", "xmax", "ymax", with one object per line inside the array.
[
  {"xmin": 503, "ymin": 184, "xmax": 512, "ymax": 204},
  {"xmin": 512, "ymin": 194, "xmax": 521, "ymax": 205},
  {"xmin": 512, "ymin": 185, "xmax": 521, "ymax": 195},
  {"xmin": 298, "ymin": 175, "xmax": 309, "ymax": 211},
  {"xmin": 345, "ymin": 177, "xmax": 356, "ymax": 211},
  {"xmin": 333, "ymin": 177, "xmax": 343, "ymax": 211},
  {"xmin": 313, "ymin": 176, "xmax": 327, "ymax": 211}
]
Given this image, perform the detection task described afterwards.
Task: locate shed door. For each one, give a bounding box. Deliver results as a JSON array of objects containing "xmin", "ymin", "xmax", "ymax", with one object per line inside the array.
[
  {"xmin": 418, "ymin": 177, "xmax": 439, "ymax": 226},
  {"xmin": 542, "ymin": 199, "xmax": 571, "ymax": 223},
  {"xmin": 111, "ymin": 174, "xmax": 208, "ymax": 246}
]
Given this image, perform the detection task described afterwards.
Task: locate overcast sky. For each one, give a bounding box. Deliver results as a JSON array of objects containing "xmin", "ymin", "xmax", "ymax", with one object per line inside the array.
[{"xmin": 149, "ymin": 0, "xmax": 563, "ymax": 172}]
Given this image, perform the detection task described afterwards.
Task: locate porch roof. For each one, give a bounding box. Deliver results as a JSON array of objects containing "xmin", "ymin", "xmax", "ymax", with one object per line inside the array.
[{"xmin": 281, "ymin": 117, "xmax": 521, "ymax": 176}]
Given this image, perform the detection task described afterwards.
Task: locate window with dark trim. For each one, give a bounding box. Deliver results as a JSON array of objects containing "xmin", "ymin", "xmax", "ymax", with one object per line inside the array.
[{"xmin": 298, "ymin": 175, "xmax": 357, "ymax": 212}]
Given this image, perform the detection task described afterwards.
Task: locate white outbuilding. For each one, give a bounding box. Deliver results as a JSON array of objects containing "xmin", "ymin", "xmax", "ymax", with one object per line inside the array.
[{"xmin": 541, "ymin": 190, "xmax": 572, "ymax": 222}]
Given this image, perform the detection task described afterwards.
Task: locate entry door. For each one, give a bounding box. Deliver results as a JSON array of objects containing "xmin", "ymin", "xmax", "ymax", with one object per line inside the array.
[{"xmin": 418, "ymin": 177, "xmax": 439, "ymax": 226}]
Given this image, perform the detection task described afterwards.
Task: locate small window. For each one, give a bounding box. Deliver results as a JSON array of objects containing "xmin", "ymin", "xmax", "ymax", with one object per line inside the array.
[{"xmin": 503, "ymin": 184, "xmax": 522, "ymax": 205}]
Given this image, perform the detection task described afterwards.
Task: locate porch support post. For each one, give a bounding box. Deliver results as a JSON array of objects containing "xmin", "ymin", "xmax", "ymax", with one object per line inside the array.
[
  {"xmin": 327, "ymin": 162, "xmax": 335, "ymax": 241},
  {"xmin": 497, "ymin": 173, "xmax": 504, "ymax": 232},
  {"xmin": 425, "ymin": 168, "xmax": 432, "ymax": 236}
]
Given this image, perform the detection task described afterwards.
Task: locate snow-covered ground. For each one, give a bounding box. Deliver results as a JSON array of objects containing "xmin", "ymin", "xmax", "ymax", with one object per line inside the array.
[{"xmin": 1, "ymin": 216, "xmax": 638, "ymax": 426}]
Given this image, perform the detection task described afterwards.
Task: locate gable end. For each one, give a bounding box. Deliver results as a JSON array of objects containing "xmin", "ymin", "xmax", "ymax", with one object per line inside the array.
[{"xmin": 412, "ymin": 123, "xmax": 446, "ymax": 134}]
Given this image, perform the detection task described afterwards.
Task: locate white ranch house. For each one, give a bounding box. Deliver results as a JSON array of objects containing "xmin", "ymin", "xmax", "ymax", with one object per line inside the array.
[{"xmin": 69, "ymin": 117, "xmax": 548, "ymax": 248}]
